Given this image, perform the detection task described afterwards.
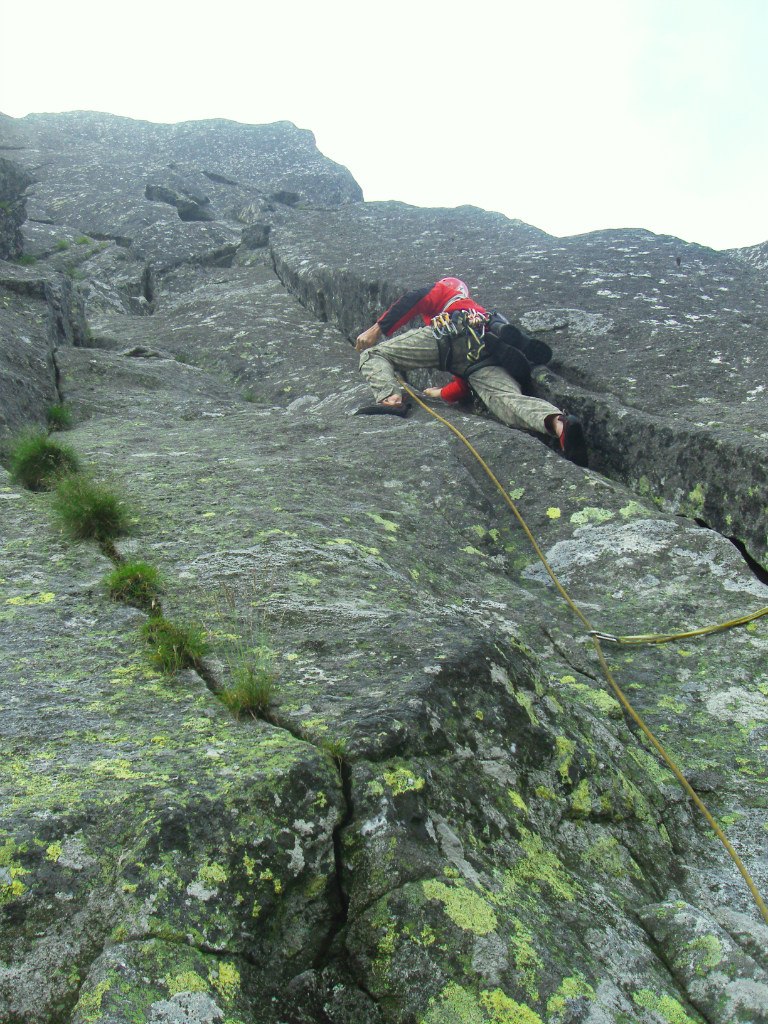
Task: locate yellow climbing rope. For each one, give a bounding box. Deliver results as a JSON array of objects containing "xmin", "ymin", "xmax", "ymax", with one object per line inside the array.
[
  {"xmin": 592, "ymin": 605, "xmax": 768, "ymax": 646},
  {"xmin": 400, "ymin": 380, "xmax": 768, "ymax": 926}
]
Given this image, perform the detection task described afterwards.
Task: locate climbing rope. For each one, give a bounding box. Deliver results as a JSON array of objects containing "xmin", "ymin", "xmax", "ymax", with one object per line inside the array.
[
  {"xmin": 590, "ymin": 605, "xmax": 768, "ymax": 646},
  {"xmin": 399, "ymin": 380, "xmax": 768, "ymax": 925}
]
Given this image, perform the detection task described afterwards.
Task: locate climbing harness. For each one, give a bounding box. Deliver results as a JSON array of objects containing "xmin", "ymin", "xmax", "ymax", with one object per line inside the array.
[{"xmin": 398, "ymin": 378, "xmax": 768, "ymax": 926}]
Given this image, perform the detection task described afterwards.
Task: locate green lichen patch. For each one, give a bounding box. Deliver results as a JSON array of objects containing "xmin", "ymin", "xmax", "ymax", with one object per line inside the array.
[
  {"xmin": 0, "ymin": 838, "xmax": 28, "ymax": 905},
  {"xmin": 632, "ymin": 989, "xmax": 699, "ymax": 1024},
  {"xmin": 500, "ymin": 829, "xmax": 577, "ymax": 904},
  {"xmin": 546, "ymin": 974, "xmax": 596, "ymax": 1020},
  {"xmin": 422, "ymin": 879, "xmax": 499, "ymax": 935},
  {"xmin": 70, "ymin": 940, "xmax": 255, "ymax": 1024},
  {"xmin": 419, "ymin": 982, "xmax": 546, "ymax": 1024},
  {"xmin": 581, "ymin": 835, "xmax": 644, "ymax": 881},
  {"xmin": 681, "ymin": 483, "xmax": 706, "ymax": 520},
  {"xmin": 570, "ymin": 506, "xmax": 614, "ymax": 526},
  {"xmin": 678, "ymin": 934, "xmax": 724, "ymax": 976},
  {"xmin": 383, "ymin": 764, "xmax": 427, "ymax": 796},
  {"xmin": 559, "ymin": 677, "xmax": 623, "ymax": 718}
]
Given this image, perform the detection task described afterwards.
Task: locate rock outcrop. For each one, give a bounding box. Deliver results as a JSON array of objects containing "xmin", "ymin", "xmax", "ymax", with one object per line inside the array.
[
  {"xmin": 0, "ymin": 155, "xmax": 32, "ymax": 259},
  {"xmin": 1, "ymin": 111, "xmax": 766, "ymax": 1024}
]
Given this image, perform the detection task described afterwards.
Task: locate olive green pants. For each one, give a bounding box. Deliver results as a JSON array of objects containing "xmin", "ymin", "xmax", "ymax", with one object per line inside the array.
[{"xmin": 358, "ymin": 326, "xmax": 562, "ymax": 435}]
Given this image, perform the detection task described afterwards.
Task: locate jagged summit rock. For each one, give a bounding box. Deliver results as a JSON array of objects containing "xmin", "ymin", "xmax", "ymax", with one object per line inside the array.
[
  {"xmin": 728, "ymin": 237, "xmax": 768, "ymax": 273},
  {"xmin": 1, "ymin": 111, "xmax": 767, "ymax": 1024}
]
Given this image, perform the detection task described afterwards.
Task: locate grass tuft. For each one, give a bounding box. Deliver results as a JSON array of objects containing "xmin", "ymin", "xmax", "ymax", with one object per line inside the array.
[
  {"xmin": 7, "ymin": 431, "xmax": 80, "ymax": 490},
  {"xmin": 105, "ymin": 561, "xmax": 162, "ymax": 612},
  {"xmin": 52, "ymin": 474, "xmax": 131, "ymax": 542},
  {"xmin": 141, "ymin": 617, "xmax": 208, "ymax": 673},
  {"xmin": 322, "ymin": 737, "xmax": 347, "ymax": 767},
  {"xmin": 46, "ymin": 403, "xmax": 74, "ymax": 432},
  {"xmin": 220, "ymin": 658, "xmax": 276, "ymax": 719}
]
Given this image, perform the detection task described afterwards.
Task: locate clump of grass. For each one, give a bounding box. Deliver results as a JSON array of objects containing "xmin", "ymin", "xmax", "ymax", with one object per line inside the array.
[
  {"xmin": 141, "ymin": 617, "xmax": 208, "ymax": 673},
  {"xmin": 105, "ymin": 561, "xmax": 162, "ymax": 612},
  {"xmin": 212, "ymin": 584, "xmax": 284, "ymax": 720},
  {"xmin": 51, "ymin": 474, "xmax": 131, "ymax": 543},
  {"xmin": 7, "ymin": 431, "xmax": 80, "ymax": 490},
  {"xmin": 322, "ymin": 737, "xmax": 347, "ymax": 768},
  {"xmin": 220, "ymin": 658, "xmax": 276, "ymax": 719},
  {"xmin": 46, "ymin": 403, "xmax": 74, "ymax": 432}
]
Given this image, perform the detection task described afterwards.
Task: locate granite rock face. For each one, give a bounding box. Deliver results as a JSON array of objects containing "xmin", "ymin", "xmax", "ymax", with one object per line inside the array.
[
  {"xmin": 0, "ymin": 111, "xmax": 767, "ymax": 1024},
  {"xmin": 269, "ymin": 203, "xmax": 768, "ymax": 568}
]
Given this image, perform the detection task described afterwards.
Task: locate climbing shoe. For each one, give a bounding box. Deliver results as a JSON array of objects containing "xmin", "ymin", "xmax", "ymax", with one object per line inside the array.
[{"xmin": 558, "ymin": 414, "xmax": 588, "ymax": 467}]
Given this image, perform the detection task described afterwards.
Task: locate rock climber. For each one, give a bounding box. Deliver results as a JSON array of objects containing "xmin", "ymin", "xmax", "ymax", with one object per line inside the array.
[{"xmin": 355, "ymin": 277, "xmax": 588, "ymax": 467}]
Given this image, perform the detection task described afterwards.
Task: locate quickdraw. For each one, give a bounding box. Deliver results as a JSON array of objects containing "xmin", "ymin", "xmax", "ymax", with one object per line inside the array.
[
  {"xmin": 430, "ymin": 308, "xmax": 489, "ymax": 339},
  {"xmin": 431, "ymin": 309, "xmax": 491, "ymax": 365},
  {"xmin": 429, "ymin": 312, "xmax": 458, "ymax": 338}
]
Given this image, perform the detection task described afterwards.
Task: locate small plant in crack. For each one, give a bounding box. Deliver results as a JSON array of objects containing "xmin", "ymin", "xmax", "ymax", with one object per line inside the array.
[
  {"xmin": 105, "ymin": 560, "xmax": 163, "ymax": 613},
  {"xmin": 7, "ymin": 430, "xmax": 81, "ymax": 490},
  {"xmin": 52, "ymin": 474, "xmax": 132, "ymax": 543},
  {"xmin": 221, "ymin": 656, "xmax": 277, "ymax": 719},
  {"xmin": 322, "ymin": 737, "xmax": 347, "ymax": 769},
  {"xmin": 46, "ymin": 403, "xmax": 74, "ymax": 432},
  {"xmin": 212, "ymin": 579, "xmax": 285, "ymax": 720},
  {"xmin": 141, "ymin": 617, "xmax": 208, "ymax": 673}
]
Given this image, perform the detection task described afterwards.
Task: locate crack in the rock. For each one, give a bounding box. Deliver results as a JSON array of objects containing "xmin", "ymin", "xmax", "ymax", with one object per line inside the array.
[
  {"xmin": 634, "ymin": 917, "xmax": 719, "ymax": 1024},
  {"xmin": 270, "ymin": 255, "xmax": 768, "ymax": 580},
  {"xmin": 540, "ymin": 626, "xmax": 601, "ymax": 682},
  {"xmin": 331, "ymin": 757, "xmax": 353, "ymax": 924},
  {"xmin": 693, "ymin": 517, "xmax": 768, "ymax": 585},
  {"xmin": 179, "ymin": 665, "xmax": 358, "ymax": 982},
  {"xmin": 51, "ymin": 345, "xmax": 65, "ymax": 406}
]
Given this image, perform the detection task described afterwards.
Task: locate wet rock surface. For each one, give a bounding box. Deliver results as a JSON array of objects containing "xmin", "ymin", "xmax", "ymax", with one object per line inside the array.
[{"xmin": 0, "ymin": 111, "xmax": 766, "ymax": 1024}]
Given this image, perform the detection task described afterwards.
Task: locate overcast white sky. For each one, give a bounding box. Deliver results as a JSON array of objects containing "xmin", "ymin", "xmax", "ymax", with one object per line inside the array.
[{"xmin": 2, "ymin": 0, "xmax": 766, "ymax": 250}]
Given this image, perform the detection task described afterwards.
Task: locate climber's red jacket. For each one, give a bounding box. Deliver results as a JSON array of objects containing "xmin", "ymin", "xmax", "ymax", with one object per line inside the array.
[
  {"xmin": 377, "ymin": 277, "xmax": 488, "ymax": 337},
  {"xmin": 440, "ymin": 377, "xmax": 472, "ymax": 403}
]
